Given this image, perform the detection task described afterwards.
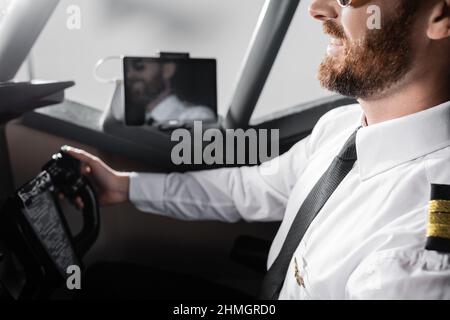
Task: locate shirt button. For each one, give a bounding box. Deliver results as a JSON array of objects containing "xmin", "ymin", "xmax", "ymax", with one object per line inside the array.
[{"xmin": 294, "ymin": 258, "xmax": 305, "ymax": 288}]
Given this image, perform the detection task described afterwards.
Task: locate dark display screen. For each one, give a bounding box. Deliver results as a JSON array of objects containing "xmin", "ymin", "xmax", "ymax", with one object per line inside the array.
[{"xmin": 124, "ymin": 57, "xmax": 217, "ymax": 126}]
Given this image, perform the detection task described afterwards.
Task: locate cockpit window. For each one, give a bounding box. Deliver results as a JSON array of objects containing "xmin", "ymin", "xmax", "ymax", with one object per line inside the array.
[
  {"xmin": 30, "ymin": 0, "xmax": 265, "ymax": 116},
  {"xmin": 251, "ymin": 0, "xmax": 332, "ymax": 122},
  {"xmin": 0, "ymin": 0, "xmax": 13, "ymax": 22}
]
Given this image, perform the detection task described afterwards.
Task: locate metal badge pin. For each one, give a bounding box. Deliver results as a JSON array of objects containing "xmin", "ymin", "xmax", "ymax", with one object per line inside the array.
[{"xmin": 294, "ymin": 258, "xmax": 305, "ymax": 288}]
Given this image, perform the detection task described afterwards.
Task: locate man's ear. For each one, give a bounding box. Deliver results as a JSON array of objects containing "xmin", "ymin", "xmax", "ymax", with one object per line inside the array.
[
  {"xmin": 427, "ymin": 0, "xmax": 450, "ymax": 40},
  {"xmin": 162, "ymin": 63, "xmax": 177, "ymax": 80}
]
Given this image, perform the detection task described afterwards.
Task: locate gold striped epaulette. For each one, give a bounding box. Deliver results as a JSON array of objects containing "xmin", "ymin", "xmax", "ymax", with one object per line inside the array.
[{"xmin": 426, "ymin": 184, "xmax": 450, "ymax": 253}]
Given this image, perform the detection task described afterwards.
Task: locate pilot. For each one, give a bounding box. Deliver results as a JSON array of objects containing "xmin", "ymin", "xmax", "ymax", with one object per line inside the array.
[
  {"xmin": 125, "ymin": 59, "xmax": 216, "ymax": 125},
  {"xmin": 65, "ymin": 0, "xmax": 450, "ymax": 299}
]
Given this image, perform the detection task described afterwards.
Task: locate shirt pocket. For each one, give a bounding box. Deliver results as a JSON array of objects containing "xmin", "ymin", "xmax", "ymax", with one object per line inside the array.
[{"xmin": 292, "ymin": 254, "xmax": 316, "ymax": 299}]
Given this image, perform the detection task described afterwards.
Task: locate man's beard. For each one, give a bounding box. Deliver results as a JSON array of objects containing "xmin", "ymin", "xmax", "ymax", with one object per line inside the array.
[
  {"xmin": 318, "ymin": 2, "xmax": 419, "ymax": 99},
  {"xmin": 129, "ymin": 73, "xmax": 166, "ymax": 107}
]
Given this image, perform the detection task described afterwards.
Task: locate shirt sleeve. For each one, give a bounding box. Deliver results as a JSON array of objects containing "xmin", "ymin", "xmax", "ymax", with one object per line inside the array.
[
  {"xmin": 129, "ymin": 135, "xmax": 311, "ymax": 223},
  {"xmin": 345, "ymin": 248, "xmax": 450, "ymax": 300}
]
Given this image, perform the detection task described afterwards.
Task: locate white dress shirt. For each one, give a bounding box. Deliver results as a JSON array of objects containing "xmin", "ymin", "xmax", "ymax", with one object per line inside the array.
[
  {"xmin": 130, "ymin": 101, "xmax": 450, "ymax": 300},
  {"xmin": 146, "ymin": 94, "xmax": 216, "ymax": 123}
]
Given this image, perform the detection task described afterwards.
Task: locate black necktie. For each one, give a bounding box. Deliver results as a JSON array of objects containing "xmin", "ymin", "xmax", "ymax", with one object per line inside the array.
[{"xmin": 259, "ymin": 129, "xmax": 359, "ymax": 300}]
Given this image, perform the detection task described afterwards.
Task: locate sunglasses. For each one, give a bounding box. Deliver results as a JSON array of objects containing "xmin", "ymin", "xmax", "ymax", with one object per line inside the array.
[{"xmin": 337, "ymin": 0, "xmax": 353, "ymax": 7}]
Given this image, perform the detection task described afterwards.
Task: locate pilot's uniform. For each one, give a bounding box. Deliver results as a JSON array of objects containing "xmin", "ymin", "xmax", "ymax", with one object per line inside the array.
[{"xmin": 129, "ymin": 100, "xmax": 450, "ymax": 299}]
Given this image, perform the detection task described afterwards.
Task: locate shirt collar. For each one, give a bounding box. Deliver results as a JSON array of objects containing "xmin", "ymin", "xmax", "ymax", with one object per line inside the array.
[{"xmin": 356, "ymin": 100, "xmax": 450, "ymax": 180}]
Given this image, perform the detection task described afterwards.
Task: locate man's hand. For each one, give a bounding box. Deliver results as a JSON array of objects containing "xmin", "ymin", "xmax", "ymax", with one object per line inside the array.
[{"xmin": 61, "ymin": 146, "xmax": 130, "ymax": 207}]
